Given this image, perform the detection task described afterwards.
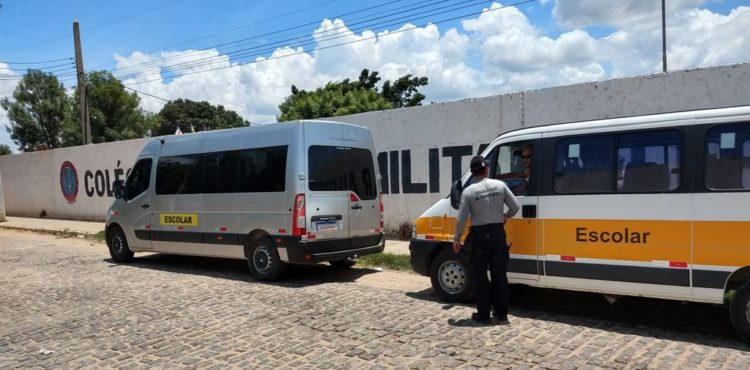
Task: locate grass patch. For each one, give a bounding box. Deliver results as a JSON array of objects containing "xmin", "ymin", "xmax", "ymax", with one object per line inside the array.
[
  {"xmin": 358, "ymin": 253, "xmax": 412, "ymax": 272},
  {"xmin": 93, "ymin": 230, "xmax": 106, "ymax": 242}
]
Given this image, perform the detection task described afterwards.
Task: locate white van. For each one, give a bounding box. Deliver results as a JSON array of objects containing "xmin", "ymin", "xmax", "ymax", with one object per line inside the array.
[
  {"xmin": 409, "ymin": 106, "xmax": 750, "ymax": 341},
  {"xmin": 106, "ymin": 120, "xmax": 384, "ymax": 280}
]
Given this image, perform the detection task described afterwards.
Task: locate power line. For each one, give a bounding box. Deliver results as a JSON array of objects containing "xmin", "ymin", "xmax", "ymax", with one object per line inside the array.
[
  {"xmin": 123, "ymin": 0, "xmax": 536, "ymax": 87},
  {"xmin": 0, "ymin": 57, "xmax": 73, "ymax": 65},
  {"xmin": 110, "ymin": 0, "xmax": 490, "ymax": 82},
  {"xmin": 0, "ymin": 61, "xmax": 76, "ymax": 72},
  {"xmin": 104, "ymin": 0, "xmax": 410, "ymax": 75},
  {"xmin": 124, "ymin": 86, "xmax": 169, "ymax": 102},
  {"xmin": 0, "ymin": 0, "xmax": 186, "ymax": 55}
]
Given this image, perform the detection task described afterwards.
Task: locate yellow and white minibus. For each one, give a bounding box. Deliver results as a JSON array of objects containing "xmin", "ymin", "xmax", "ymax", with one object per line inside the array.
[{"xmin": 409, "ymin": 106, "xmax": 750, "ymax": 340}]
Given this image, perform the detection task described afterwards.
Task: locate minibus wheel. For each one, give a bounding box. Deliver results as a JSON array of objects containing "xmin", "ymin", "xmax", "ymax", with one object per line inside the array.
[
  {"xmin": 430, "ymin": 249, "xmax": 475, "ymax": 302},
  {"xmin": 108, "ymin": 226, "xmax": 134, "ymax": 263},
  {"xmin": 730, "ymin": 281, "xmax": 750, "ymax": 342},
  {"xmin": 247, "ymin": 236, "xmax": 286, "ymax": 281}
]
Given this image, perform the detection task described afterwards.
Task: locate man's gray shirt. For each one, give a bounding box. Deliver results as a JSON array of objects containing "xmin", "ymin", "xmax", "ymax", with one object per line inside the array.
[{"xmin": 454, "ymin": 178, "xmax": 520, "ymax": 242}]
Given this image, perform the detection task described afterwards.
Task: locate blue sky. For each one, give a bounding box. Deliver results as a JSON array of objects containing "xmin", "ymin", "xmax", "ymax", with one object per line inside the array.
[{"xmin": 1, "ymin": 0, "xmax": 749, "ymax": 151}]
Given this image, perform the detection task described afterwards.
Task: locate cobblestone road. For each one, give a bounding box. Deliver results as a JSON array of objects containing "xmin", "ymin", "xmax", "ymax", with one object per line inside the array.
[{"xmin": 1, "ymin": 229, "xmax": 749, "ymax": 369}]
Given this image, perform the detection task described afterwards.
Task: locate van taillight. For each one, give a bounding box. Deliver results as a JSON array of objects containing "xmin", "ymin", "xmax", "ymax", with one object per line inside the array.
[
  {"xmin": 292, "ymin": 193, "xmax": 306, "ymax": 236},
  {"xmin": 379, "ymin": 192, "xmax": 384, "ymax": 229}
]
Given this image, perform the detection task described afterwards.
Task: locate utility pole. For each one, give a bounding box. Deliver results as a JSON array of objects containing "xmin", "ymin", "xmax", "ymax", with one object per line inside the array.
[
  {"xmin": 662, "ymin": 0, "xmax": 667, "ymax": 73},
  {"xmin": 73, "ymin": 20, "xmax": 91, "ymax": 144}
]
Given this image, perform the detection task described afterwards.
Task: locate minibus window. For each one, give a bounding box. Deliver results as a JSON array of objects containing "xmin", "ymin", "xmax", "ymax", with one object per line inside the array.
[
  {"xmin": 617, "ymin": 130, "xmax": 681, "ymax": 192},
  {"xmin": 308, "ymin": 146, "xmax": 376, "ymax": 200},
  {"xmin": 495, "ymin": 142, "xmax": 533, "ymax": 196},
  {"xmin": 203, "ymin": 150, "xmax": 240, "ymax": 194},
  {"xmin": 156, "ymin": 154, "xmax": 203, "ymax": 195},
  {"xmin": 554, "ymin": 135, "xmax": 615, "ymax": 194},
  {"xmin": 238, "ymin": 146, "xmax": 287, "ymax": 193},
  {"xmin": 125, "ymin": 158, "xmax": 152, "ymax": 200},
  {"xmin": 705, "ymin": 124, "xmax": 750, "ymax": 190}
]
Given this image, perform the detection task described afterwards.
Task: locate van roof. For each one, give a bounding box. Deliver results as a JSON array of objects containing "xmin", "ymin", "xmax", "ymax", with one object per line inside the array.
[
  {"xmin": 152, "ymin": 119, "xmax": 367, "ymax": 144},
  {"xmin": 494, "ymin": 105, "xmax": 750, "ymax": 143}
]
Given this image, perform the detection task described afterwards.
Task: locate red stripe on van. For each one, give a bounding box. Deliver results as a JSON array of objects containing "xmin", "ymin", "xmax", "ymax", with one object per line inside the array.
[
  {"xmin": 425, "ymin": 235, "xmax": 434, "ymax": 240},
  {"xmin": 561, "ymin": 256, "xmax": 576, "ymax": 262},
  {"xmin": 219, "ymin": 227, "xmax": 227, "ymax": 232},
  {"xmin": 669, "ymin": 261, "xmax": 688, "ymax": 268}
]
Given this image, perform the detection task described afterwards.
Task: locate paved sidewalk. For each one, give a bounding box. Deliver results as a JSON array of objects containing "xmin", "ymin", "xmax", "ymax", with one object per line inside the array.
[{"xmin": 0, "ymin": 216, "xmax": 411, "ymax": 255}]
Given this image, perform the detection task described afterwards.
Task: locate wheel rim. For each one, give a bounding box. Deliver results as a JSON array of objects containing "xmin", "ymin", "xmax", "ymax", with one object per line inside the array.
[
  {"xmin": 253, "ymin": 246, "xmax": 273, "ymax": 273},
  {"xmin": 112, "ymin": 234, "xmax": 125, "ymax": 255},
  {"xmin": 438, "ymin": 259, "xmax": 466, "ymax": 294},
  {"xmin": 745, "ymin": 299, "xmax": 750, "ymax": 323}
]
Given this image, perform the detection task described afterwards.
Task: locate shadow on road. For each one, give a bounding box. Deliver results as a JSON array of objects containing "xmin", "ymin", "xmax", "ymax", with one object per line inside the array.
[
  {"xmin": 407, "ymin": 285, "xmax": 747, "ymax": 349},
  {"xmin": 105, "ymin": 253, "xmax": 380, "ymax": 287}
]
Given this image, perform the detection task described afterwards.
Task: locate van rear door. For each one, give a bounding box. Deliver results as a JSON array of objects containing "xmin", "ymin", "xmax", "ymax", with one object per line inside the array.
[
  {"xmin": 306, "ymin": 126, "xmax": 351, "ymax": 246},
  {"xmin": 341, "ymin": 125, "xmax": 380, "ymax": 248}
]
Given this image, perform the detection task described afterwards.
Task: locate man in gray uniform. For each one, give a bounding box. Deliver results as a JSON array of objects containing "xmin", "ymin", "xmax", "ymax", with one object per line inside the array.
[{"xmin": 452, "ymin": 155, "xmax": 519, "ymax": 324}]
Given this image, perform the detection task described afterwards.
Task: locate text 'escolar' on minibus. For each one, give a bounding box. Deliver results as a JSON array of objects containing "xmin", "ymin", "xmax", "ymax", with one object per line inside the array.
[
  {"xmin": 409, "ymin": 105, "xmax": 750, "ymax": 341},
  {"xmin": 106, "ymin": 120, "xmax": 385, "ymax": 281}
]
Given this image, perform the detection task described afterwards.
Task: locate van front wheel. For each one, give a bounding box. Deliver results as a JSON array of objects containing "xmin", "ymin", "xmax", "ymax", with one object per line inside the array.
[
  {"xmin": 108, "ymin": 226, "xmax": 134, "ymax": 263},
  {"xmin": 430, "ymin": 250, "xmax": 475, "ymax": 302},
  {"xmin": 730, "ymin": 281, "xmax": 750, "ymax": 342},
  {"xmin": 247, "ymin": 236, "xmax": 286, "ymax": 281}
]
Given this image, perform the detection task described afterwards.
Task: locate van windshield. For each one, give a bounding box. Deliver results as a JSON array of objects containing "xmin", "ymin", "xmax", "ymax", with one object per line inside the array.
[{"xmin": 308, "ymin": 145, "xmax": 377, "ymax": 200}]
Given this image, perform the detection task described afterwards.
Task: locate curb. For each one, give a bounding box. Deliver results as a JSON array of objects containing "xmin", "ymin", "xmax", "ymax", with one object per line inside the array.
[{"xmin": 0, "ymin": 225, "xmax": 103, "ymax": 241}]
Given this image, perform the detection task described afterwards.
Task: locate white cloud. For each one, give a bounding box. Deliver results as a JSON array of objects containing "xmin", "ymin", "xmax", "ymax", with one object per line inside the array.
[{"xmin": 107, "ymin": 1, "xmax": 747, "ymax": 125}]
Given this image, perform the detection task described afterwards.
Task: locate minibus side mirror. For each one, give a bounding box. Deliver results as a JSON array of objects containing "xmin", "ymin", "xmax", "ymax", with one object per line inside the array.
[
  {"xmin": 113, "ymin": 180, "xmax": 125, "ymax": 200},
  {"xmin": 450, "ymin": 179, "xmax": 463, "ymax": 210}
]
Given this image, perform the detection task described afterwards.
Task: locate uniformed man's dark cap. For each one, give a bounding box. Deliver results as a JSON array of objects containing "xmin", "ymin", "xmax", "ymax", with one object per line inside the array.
[{"xmin": 470, "ymin": 155, "xmax": 488, "ymax": 172}]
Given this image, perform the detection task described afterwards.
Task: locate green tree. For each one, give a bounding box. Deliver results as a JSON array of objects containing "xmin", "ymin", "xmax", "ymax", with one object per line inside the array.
[
  {"xmin": 0, "ymin": 70, "xmax": 70, "ymax": 151},
  {"xmin": 154, "ymin": 98, "xmax": 248, "ymax": 135},
  {"xmin": 277, "ymin": 69, "xmax": 428, "ymax": 121},
  {"xmin": 0, "ymin": 143, "xmax": 11, "ymax": 155},
  {"xmin": 381, "ymin": 74, "xmax": 429, "ymax": 108},
  {"xmin": 62, "ymin": 71, "xmax": 152, "ymax": 146}
]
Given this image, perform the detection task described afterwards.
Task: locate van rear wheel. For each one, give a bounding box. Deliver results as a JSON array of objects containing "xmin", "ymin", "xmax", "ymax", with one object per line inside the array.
[
  {"xmin": 108, "ymin": 226, "xmax": 134, "ymax": 263},
  {"xmin": 430, "ymin": 249, "xmax": 474, "ymax": 302},
  {"xmin": 247, "ymin": 236, "xmax": 286, "ymax": 281},
  {"xmin": 730, "ymin": 281, "xmax": 750, "ymax": 342}
]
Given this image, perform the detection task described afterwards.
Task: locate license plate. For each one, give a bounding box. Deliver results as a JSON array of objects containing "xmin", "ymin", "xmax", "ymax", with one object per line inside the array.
[{"xmin": 316, "ymin": 221, "xmax": 337, "ymax": 231}]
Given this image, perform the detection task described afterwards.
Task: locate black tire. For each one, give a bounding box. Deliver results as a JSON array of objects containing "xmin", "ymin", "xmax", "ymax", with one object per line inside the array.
[
  {"xmin": 247, "ymin": 236, "xmax": 286, "ymax": 281},
  {"xmin": 108, "ymin": 226, "xmax": 134, "ymax": 263},
  {"xmin": 330, "ymin": 258, "xmax": 357, "ymax": 269},
  {"xmin": 730, "ymin": 282, "xmax": 750, "ymax": 342},
  {"xmin": 430, "ymin": 249, "xmax": 475, "ymax": 302}
]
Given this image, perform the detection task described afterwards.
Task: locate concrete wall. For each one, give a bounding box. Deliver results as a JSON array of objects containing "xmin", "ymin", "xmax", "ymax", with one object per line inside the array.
[
  {"xmin": 1, "ymin": 63, "xmax": 749, "ymax": 226},
  {"xmin": 0, "ymin": 170, "xmax": 5, "ymax": 221},
  {"xmin": 0, "ymin": 139, "xmax": 149, "ymax": 221}
]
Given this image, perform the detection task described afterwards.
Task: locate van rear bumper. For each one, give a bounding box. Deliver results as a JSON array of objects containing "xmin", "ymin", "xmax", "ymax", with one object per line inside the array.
[{"xmin": 276, "ymin": 234, "xmax": 385, "ymax": 264}]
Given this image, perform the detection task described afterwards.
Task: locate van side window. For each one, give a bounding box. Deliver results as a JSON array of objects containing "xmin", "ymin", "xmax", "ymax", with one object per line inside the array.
[
  {"xmin": 554, "ymin": 135, "xmax": 615, "ymax": 193},
  {"xmin": 705, "ymin": 123, "xmax": 750, "ymax": 190},
  {"xmin": 203, "ymin": 150, "xmax": 240, "ymax": 193},
  {"xmin": 617, "ymin": 130, "xmax": 681, "ymax": 192},
  {"xmin": 238, "ymin": 146, "xmax": 288, "ymax": 193},
  {"xmin": 308, "ymin": 146, "xmax": 377, "ymax": 200},
  {"xmin": 494, "ymin": 142, "xmax": 533, "ymax": 196},
  {"xmin": 155, "ymin": 154, "xmax": 203, "ymax": 195},
  {"xmin": 125, "ymin": 158, "xmax": 152, "ymax": 200}
]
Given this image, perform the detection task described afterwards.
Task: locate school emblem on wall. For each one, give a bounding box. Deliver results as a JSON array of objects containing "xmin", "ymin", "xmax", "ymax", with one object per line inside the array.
[{"xmin": 60, "ymin": 161, "xmax": 78, "ymax": 204}]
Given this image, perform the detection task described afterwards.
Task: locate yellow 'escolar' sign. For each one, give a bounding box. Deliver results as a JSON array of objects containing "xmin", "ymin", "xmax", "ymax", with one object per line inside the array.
[{"xmin": 160, "ymin": 213, "xmax": 198, "ymax": 226}]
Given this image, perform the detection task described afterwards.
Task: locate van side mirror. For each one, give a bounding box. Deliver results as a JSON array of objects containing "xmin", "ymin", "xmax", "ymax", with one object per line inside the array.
[
  {"xmin": 113, "ymin": 180, "xmax": 126, "ymax": 200},
  {"xmin": 450, "ymin": 179, "xmax": 463, "ymax": 210}
]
